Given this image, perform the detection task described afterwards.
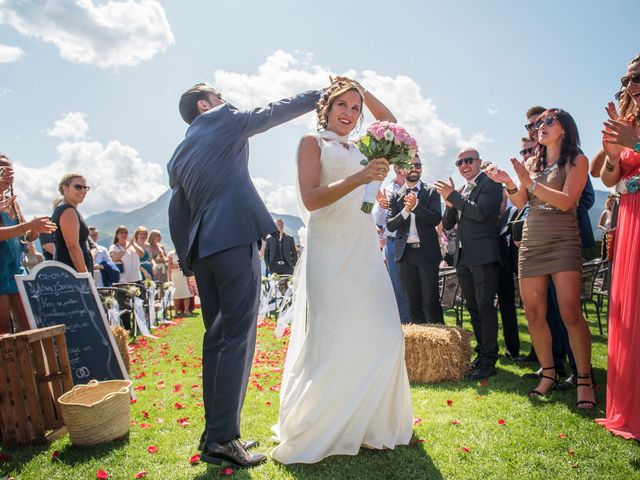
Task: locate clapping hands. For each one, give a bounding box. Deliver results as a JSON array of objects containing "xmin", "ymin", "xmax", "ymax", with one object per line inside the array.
[{"xmin": 434, "ymin": 178, "xmax": 455, "ymax": 207}]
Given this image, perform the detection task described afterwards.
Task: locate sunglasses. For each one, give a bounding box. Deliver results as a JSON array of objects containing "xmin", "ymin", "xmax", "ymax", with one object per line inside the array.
[
  {"xmin": 455, "ymin": 157, "xmax": 477, "ymax": 167},
  {"xmin": 520, "ymin": 147, "xmax": 534, "ymax": 156},
  {"xmin": 621, "ymin": 73, "xmax": 640, "ymax": 88},
  {"xmin": 72, "ymin": 184, "xmax": 91, "ymax": 192},
  {"xmin": 410, "ymin": 163, "xmax": 422, "ymax": 169},
  {"xmin": 525, "ymin": 122, "xmax": 536, "ymax": 131},
  {"xmin": 534, "ymin": 116, "xmax": 558, "ymax": 129}
]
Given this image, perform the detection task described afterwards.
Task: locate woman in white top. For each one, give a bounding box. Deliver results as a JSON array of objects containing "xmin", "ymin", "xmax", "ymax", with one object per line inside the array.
[{"xmin": 108, "ymin": 225, "xmax": 143, "ymax": 283}]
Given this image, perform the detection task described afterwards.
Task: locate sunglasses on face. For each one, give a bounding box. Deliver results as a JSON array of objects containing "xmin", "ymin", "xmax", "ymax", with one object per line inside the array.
[
  {"xmin": 455, "ymin": 157, "xmax": 477, "ymax": 167},
  {"xmin": 72, "ymin": 184, "xmax": 91, "ymax": 192},
  {"xmin": 525, "ymin": 122, "xmax": 536, "ymax": 131},
  {"xmin": 534, "ymin": 116, "xmax": 558, "ymax": 129},
  {"xmin": 410, "ymin": 163, "xmax": 422, "ymax": 169},
  {"xmin": 621, "ymin": 73, "xmax": 640, "ymax": 88},
  {"xmin": 520, "ymin": 147, "xmax": 534, "ymax": 156}
]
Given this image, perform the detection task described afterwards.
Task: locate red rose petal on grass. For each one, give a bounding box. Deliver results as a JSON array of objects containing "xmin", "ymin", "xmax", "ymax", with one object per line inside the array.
[
  {"xmin": 413, "ymin": 417, "xmax": 422, "ymax": 426},
  {"xmin": 480, "ymin": 380, "xmax": 489, "ymax": 387},
  {"xmin": 174, "ymin": 402, "xmax": 186, "ymax": 409},
  {"xmin": 172, "ymin": 384, "xmax": 183, "ymax": 393},
  {"xmin": 134, "ymin": 372, "xmax": 146, "ymax": 379},
  {"xmin": 447, "ymin": 399, "xmax": 453, "ymax": 406},
  {"xmin": 96, "ymin": 470, "xmax": 109, "ymax": 479},
  {"xmin": 462, "ymin": 447, "xmax": 470, "ymax": 453},
  {"xmin": 559, "ymin": 433, "xmax": 567, "ymax": 439},
  {"xmin": 134, "ymin": 470, "xmax": 147, "ymax": 479},
  {"xmin": 498, "ymin": 419, "xmax": 506, "ymax": 426},
  {"xmin": 265, "ymin": 401, "xmax": 272, "ymax": 406},
  {"xmin": 177, "ymin": 417, "xmax": 190, "ymax": 426},
  {"xmin": 269, "ymin": 384, "xmax": 280, "ymax": 392},
  {"xmin": 189, "ymin": 453, "xmax": 200, "ymax": 465},
  {"xmin": 134, "ymin": 385, "xmax": 146, "ymax": 391},
  {"xmin": 141, "ymin": 410, "xmax": 149, "ymax": 419},
  {"xmin": 50, "ymin": 450, "xmax": 60, "ymax": 461},
  {"xmin": 139, "ymin": 423, "xmax": 151, "ymax": 429},
  {"xmin": 147, "ymin": 445, "xmax": 158, "ymax": 454},
  {"xmin": 451, "ymin": 420, "xmax": 461, "ymax": 425},
  {"xmin": 567, "ymin": 448, "xmax": 575, "ymax": 456},
  {"xmin": 220, "ymin": 467, "xmax": 235, "ymax": 476},
  {"xmin": 0, "ymin": 452, "xmax": 11, "ymax": 463},
  {"xmin": 130, "ymin": 398, "xmax": 137, "ymax": 404}
]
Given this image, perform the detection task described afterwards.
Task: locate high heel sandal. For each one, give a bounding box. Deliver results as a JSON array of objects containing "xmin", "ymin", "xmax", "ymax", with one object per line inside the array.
[
  {"xmin": 528, "ymin": 366, "xmax": 558, "ymax": 398},
  {"xmin": 576, "ymin": 370, "xmax": 597, "ymax": 409}
]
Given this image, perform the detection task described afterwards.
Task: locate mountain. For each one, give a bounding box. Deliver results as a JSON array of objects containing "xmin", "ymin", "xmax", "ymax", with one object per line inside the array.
[
  {"xmin": 85, "ymin": 190, "xmax": 305, "ymax": 251},
  {"xmin": 86, "ymin": 187, "xmax": 611, "ymax": 252}
]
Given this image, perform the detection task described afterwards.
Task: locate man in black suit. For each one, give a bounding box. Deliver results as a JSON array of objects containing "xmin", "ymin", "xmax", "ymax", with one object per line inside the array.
[
  {"xmin": 387, "ymin": 157, "xmax": 444, "ymax": 324},
  {"xmin": 436, "ymin": 148, "xmax": 503, "ymax": 380},
  {"xmin": 264, "ymin": 218, "xmax": 298, "ymax": 275}
]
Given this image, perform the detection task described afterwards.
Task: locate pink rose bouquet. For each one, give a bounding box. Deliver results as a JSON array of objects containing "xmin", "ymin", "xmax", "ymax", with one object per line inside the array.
[{"xmin": 355, "ymin": 121, "xmax": 418, "ymax": 213}]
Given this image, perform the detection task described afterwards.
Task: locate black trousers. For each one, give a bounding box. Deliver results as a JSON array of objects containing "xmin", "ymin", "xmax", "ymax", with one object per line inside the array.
[
  {"xmin": 399, "ymin": 246, "xmax": 444, "ymax": 324},
  {"xmin": 192, "ymin": 242, "xmax": 261, "ymax": 445},
  {"xmin": 497, "ymin": 265, "xmax": 520, "ymax": 356},
  {"xmin": 457, "ymin": 252, "xmax": 500, "ymax": 367}
]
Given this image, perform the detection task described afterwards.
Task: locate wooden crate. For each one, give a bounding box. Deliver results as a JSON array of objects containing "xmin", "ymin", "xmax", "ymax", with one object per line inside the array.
[{"xmin": 0, "ymin": 325, "xmax": 73, "ymax": 446}]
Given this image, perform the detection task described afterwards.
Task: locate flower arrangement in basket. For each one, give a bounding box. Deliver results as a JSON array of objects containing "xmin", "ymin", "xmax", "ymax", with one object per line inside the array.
[
  {"xmin": 142, "ymin": 279, "xmax": 156, "ymax": 289},
  {"xmin": 125, "ymin": 285, "xmax": 141, "ymax": 298},
  {"xmin": 102, "ymin": 295, "xmax": 117, "ymax": 310},
  {"xmin": 162, "ymin": 281, "xmax": 174, "ymax": 290},
  {"xmin": 355, "ymin": 121, "xmax": 418, "ymax": 213}
]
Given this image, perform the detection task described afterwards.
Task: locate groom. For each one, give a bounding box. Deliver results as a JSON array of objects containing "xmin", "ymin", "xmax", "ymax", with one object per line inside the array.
[{"xmin": 168, "ymin": 82, "xmax": 322, "ymax": 467}]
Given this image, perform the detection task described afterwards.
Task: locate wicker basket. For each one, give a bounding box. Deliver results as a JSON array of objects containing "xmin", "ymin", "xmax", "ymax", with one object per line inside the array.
[{"xmin": 57, "ymin": 379, "xmax": 132, "ymax": 446}]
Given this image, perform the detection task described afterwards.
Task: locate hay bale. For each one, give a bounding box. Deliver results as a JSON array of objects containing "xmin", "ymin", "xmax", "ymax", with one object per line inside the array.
[
  {"xmin": 111, "ymin": 326, "xmax": 131, "ymax": 373},
  {"xmin": 402, "ymin": 324, "xmax": 473, "ymax": 383}
]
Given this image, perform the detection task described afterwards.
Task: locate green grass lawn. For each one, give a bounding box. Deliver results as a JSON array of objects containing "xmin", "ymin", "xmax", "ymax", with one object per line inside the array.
[{"xmin": 1, "ymin": 305, "xmax": 639, "ymax": 480}]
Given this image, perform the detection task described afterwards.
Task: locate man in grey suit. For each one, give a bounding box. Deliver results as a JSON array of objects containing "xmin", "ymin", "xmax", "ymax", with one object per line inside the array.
[{"xmin": 167, "ymin": 83, "xmax": 322, "ymax": 467}]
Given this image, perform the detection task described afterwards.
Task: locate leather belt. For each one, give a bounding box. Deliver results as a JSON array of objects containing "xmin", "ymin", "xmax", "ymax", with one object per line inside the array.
[{"xmin": 408, "ymin": 243, "xmax": 421, "ymax": 249}]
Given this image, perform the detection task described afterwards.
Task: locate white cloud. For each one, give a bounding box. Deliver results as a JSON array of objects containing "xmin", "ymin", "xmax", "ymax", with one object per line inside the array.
[
  {"xmin": 0, "ymin": 0, "xmax": 174, "ymax": 68},
  {"xmin": 252, "ymin": 176, "xmax": 299, "ymax": 216},
  {"xmin": 13, "ymin": 116, "xmax": 167, "ymax": 217},
  {"xmin": 47, "ymin": 112, "xmax": 89, "ymax": 140},
  {"xmin": 486, "ymin": 104, "xmax": 499, "ymax": 115},
  {"xmin": 213, "ymin": 50, "xmax": 491, "ymax": 182},
  {"xmin": 0, "ymin": 44, "xmax": 24, "ymax": 63}
]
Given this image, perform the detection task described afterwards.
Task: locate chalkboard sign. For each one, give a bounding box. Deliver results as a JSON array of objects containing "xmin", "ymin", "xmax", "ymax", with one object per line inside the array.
[{"xmin": 16, "ymin": 261, "xmax": 129, "ymax": 386}]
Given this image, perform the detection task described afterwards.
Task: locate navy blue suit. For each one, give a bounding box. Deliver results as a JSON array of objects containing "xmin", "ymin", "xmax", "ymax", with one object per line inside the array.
[{"xmin": 167, "ymin": 90, "xmax": 321, "ymax": 446}]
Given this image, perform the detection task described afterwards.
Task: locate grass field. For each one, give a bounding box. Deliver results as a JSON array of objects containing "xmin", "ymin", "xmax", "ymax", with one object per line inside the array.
[{"xmin": 1, "ymin": 305, "xmax": 639, "ymax": 480}]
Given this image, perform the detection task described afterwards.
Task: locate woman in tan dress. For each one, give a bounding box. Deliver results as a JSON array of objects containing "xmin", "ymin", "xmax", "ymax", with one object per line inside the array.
[{"xmin": 487, "ymin": 109, "xmax": 596, "ymax": 409}]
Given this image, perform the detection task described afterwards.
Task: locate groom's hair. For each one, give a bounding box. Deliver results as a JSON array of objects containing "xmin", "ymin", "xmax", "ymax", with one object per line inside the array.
[{"xmin": 179, "ymin": 83, "xmax": 221, "ymax": 125}]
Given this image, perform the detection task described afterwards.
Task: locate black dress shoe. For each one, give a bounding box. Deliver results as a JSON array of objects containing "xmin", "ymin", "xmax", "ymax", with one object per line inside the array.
[
  {"xmin": 199, "ymin": 437, "xmax": 258, "ymax": 451},
  {"xmin": 466, "ymin": 365, "xmax": 497, "ymax": 381},
  {"xmin": 556, "ymin": 373, "xmax": 577, "ymax": 391},
  {"xmin": 470, "ymin": 357, "xmax": 481, "ymax": 369},
  {"xmin": 200, "ymin": 439, "xmax": 267, "ymax": 468}
]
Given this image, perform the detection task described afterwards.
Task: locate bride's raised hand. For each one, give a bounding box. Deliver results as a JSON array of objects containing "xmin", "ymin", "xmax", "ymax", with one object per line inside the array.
[{"xmin": 359, "ymin": 158, "xmax": 389, "ymax": 185}]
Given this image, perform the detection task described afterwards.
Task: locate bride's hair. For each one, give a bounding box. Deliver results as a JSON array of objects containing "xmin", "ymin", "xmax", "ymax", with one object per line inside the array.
[{"xmin": 316, "ymin": 79, "xmax": 364, "ymax": 130}]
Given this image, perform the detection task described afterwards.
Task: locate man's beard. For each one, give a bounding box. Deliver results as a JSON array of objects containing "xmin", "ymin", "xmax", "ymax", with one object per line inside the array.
[{"xmin": 407, "ymin": 172, "xmax": 420, "ymax": 182}]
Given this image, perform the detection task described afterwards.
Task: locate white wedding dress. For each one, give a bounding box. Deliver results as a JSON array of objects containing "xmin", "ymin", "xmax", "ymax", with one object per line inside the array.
[{"xmin": 271, "ymin": 130, "xmax": 413, "ymax": 464}]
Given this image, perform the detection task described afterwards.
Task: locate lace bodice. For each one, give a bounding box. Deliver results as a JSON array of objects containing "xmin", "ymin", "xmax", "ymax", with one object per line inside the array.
[{"xmin": 306, "ymin": 131, "xmax": 375, "ymax": 240}]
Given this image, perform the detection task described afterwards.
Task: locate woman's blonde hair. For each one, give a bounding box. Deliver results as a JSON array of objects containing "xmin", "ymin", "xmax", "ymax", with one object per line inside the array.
[
  {"xmin": 316, "ymin": 79, "xmax": 364, "ymax": 130},
  {"xmin": 148, "ymin": 229, "xmax": 162, "ymax": 245},
  {"xmin": 58, "ymin": 173, "xmax": 84, "ymax": 195},
  {"xmin": 619, "ymin": 54, "xmax": 640, "ymax": 122}
]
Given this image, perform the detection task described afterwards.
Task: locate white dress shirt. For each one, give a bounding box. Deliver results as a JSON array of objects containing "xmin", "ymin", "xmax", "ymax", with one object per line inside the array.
[{"xmin": 400, "ymin": 181, "xmax": 422, "ymax": 244}]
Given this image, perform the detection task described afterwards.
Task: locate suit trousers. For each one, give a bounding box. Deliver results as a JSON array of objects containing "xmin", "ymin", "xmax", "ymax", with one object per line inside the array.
[
  {"xmin": 497, "ymin": 265, "xmax": 520, "ymax": 356},
  {"xmin": 547, "ymin": 281, "xmax": 576, "ymax": 374},
  {"xmin": 192, "ymin": 242, "xmax": 261, "ymax": 445},
  {"xmin": 399, "ymin": 246, "xmax": 443, "ymax": 324},
  {"xmin": 385, "ymin": 238, "xmax": 410, "ymax": 323},
  {"xmin": 456, "ymin": 252, "xmax": 500, "ymax": 366}
]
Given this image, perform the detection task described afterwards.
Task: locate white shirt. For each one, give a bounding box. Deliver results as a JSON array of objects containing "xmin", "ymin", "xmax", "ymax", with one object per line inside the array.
[
  {"xmin": 372, "ymin": 179, "xmax": 405, "ymax": 239},
  {"xmin": 400, "ymin": 181, "xmax": 422, "ymax": 244},
  {"xmin": 109, "ymin": 243, "xmax": 142, "ymax": 283}
]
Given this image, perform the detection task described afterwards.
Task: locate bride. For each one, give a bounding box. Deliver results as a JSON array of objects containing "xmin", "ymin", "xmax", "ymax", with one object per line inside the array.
[{"xmin": 271, "ymin": 78, "xmax": 414, "ymax": 464}]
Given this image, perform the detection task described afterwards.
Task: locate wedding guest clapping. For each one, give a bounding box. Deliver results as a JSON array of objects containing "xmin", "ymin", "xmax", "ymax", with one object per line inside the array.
[
  {"xmin": 486, "ymin": 109, "xmax": 596, "ymax": 409},
  {"xmin": 133, "ymin": 226, "xmax": 154, "ymax": 280},
  {"xmin": 596, "ymin": 53, "xmax": 640, "ymax": 439},
  {"xmin": 149, "ymin": 230, "xmax": 168, "ymax": 283},
  {"xmin": 109, "ymin": 226, "xmax": 143, "ymax": 283}
]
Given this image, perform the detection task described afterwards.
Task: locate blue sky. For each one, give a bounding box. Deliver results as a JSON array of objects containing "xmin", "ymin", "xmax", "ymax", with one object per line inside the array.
[{"xmin": 1, "ymin": 0, "xmax": 637, "ymax": 217}]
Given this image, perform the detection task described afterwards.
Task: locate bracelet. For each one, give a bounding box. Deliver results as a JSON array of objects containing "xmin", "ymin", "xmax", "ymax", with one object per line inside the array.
[
  {"xmin": 527, "ymin": 180, "xmax": 538, "ymax": 195},
  {"xmin": 605, "ymin": 160, "xmax": 616, "ymax": 172},
  {"xmin": 506, "ymin": 185, "xmax": 518, "ymax": 195}
]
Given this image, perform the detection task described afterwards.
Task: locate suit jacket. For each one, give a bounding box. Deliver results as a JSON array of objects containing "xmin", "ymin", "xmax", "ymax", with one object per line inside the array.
[
  {"xmin": 498, "ymin": 205, "xmax": 519, "ymax": 273},
  {"xmin": 167, "ymin": 90, "xmax": 321, "ymax": 274},
  {"xmin": 264, "ymin": 233, "xmax": 298, "ymax": 269},
  {"xmin": 577, "ymin": 176, "xmax": 595, "ymax": 249},
  {"xmin": 386, "ymin": 182, "xmax": 442, "ymax": 263},
  {"xmin": 441, "ymin": 172, "xmax": 502, "ymax": 267}
]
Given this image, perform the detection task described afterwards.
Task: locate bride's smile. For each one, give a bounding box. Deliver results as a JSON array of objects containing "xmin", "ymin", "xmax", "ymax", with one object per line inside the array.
[{"xmin": 327, "ymin": 90, "xmax": 362, "ymax": 136}]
